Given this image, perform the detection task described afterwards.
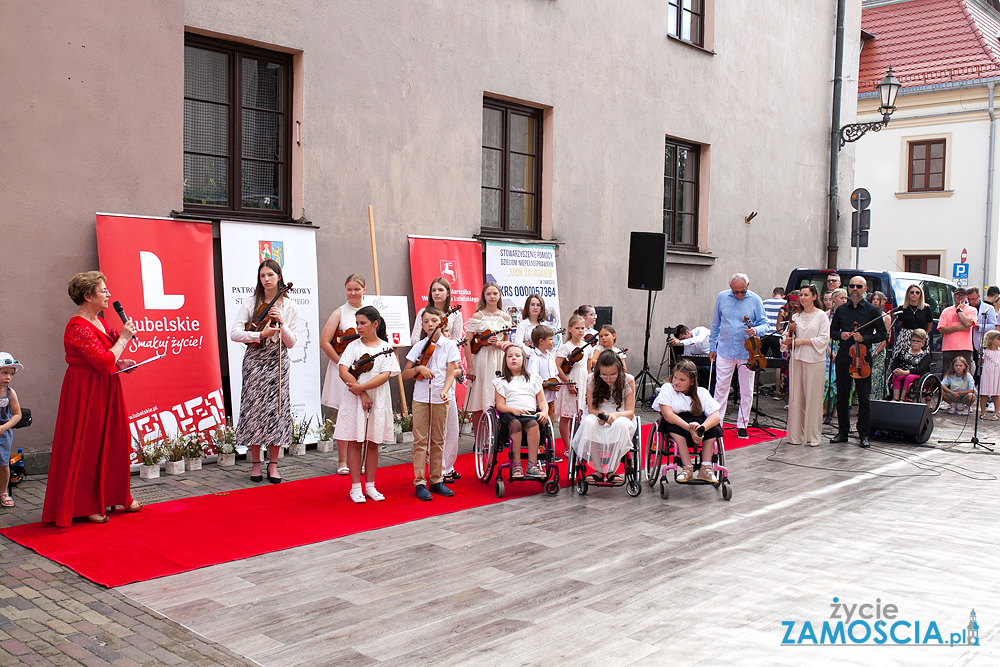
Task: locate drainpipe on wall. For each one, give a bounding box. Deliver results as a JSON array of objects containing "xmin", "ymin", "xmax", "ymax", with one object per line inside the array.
[
  {"xmin": 985, "ymin": 82, "xmax": 996, "ymax": 286},
  {"xmin": 828, "ymin": 0, "xmax": 847, "ymax": 270}
]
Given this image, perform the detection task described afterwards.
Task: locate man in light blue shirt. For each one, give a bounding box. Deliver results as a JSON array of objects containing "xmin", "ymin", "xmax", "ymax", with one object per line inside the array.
[{"xmin": 709, "ymin": 273, "xmax": 770, "ymax": 438}]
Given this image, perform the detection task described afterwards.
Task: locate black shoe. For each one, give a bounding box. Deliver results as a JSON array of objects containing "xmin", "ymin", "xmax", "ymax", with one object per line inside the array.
[
  {"xmin": 429, "ymin": 482, "xmax": 454, "ymax": 497},
  {"xmin": 859, "ymin": 436, "xmax": 871, "ymax": 449},
  {"xmin": 267, "ymin": 461, "xmax": 281, "ymax": 484},
  {"xmin": 250, "ymin": 461, "xmax": 263, "ymax": 483},
  {"xmin": 829, "ymin": 434, "xmax": 850, "ymax": 444},
  {"xmin": 415, "ymin": 485, "xmax": 432, "ymax": 501},
  {"xmin": 737, "ymin": 428, "xmax": 748, "ymax": 439}
]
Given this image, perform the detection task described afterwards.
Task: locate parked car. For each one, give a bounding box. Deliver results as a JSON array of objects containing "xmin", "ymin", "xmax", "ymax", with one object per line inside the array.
[{"xmin": 784, "ymin": 268, "xmax": 957, "ymax": 373}]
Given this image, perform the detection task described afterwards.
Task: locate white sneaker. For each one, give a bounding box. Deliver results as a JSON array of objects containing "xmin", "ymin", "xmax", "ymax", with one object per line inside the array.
[
  {"xmin": 961, "ymin": 406, "xmax": 970, "ymax": 416},
  {"xmin": 350, "ymin": 488, "xmax": 366, "ymax": 504},
  {"xmin": 947, "ymin": 404, "xmax": 956, "ymax": 414},
  {"xmin": 989, "ymin": 401, "xmax": 996, "ymax": 412}
]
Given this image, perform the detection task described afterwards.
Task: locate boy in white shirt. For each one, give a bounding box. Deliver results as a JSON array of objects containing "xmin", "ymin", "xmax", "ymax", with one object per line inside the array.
[
  {"xmin": 402, "ymin": 308, "xmax": 460, "ymax": 501},
  {"xmin": 526, "ymin": 325, "xmax": 558, "ymax": 422}
]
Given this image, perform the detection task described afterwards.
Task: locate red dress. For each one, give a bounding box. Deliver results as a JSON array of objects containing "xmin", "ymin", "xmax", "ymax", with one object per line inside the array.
[{"xmin": 42, "ymin": 317, "xmax": 133, "ymax": 526}]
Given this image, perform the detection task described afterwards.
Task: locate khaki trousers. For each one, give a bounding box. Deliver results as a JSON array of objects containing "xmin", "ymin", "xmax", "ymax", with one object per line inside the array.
[
  {"xmin": 412, "ymin": 401, "xmax": 448, "ymax": 486},
  {"xmin": 787, "ymin": 359, "xmax": 825, "ymax": 445}
]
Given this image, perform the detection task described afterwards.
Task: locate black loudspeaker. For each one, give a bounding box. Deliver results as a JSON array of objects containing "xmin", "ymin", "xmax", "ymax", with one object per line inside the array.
[
  {"xmin": 627, "ymin": 232, "xmax": 666, "ymax": 291},
  {"xmin": 869, "ymin": 400, "xmax": 934, "ymax": 443},
  {"xmin": 595, "ymin": 306, "xmax": 613, "ymax": 329}
]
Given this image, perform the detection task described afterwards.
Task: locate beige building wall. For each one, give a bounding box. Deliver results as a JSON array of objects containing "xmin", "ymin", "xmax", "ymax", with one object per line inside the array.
[{"xmin": 2, "ymin": 0, "xmax": 855, "ymax": 456}]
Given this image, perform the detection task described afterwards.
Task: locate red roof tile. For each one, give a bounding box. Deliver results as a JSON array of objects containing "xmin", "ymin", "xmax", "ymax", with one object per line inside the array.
[{"xmin": 859, "ymin": 0, "xmax": 1000, "ymax": 90}]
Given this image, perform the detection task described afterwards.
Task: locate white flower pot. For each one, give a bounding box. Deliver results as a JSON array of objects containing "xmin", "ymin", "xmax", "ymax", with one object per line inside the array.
[
  {"xmin": 139, "ymin": 464, "xmax": 160, "ymax": 480},
  {"xmin": 395, "ymin": 431, "xmax": 404, "ymax": 444},
  {"xmin": 184, "ymin": 457, "xmax": 202, "ymax": 472},
  {"xmin": 460, "ymin": 422, "xmax": 473, "ymax": 436},
  {"xmin": 401, "ymin": 432, "xmax": 414, "ymax": 444},
  {"xmin": 290, "ymin": 442, "xmax": 306, "ymax": 456},
  {"xmin": 316, "ymin": 439, "xmax": 335, "ymax": 453},
  {"xmin": 218, "ymin": 453, "xmax": 236, "ymax": 467},
  {"xmin": 164, "ymin": 460, "xmax": 185, "ymax": 475}
]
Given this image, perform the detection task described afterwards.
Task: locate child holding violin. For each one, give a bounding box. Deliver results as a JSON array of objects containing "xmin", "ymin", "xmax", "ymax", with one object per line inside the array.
[
  {"xmin": 512, "ymin": 293, "xmax": 548, "ymax": 349},
  {"xmin": 526, "ymin": 325, "xmax": 558, "ymax": 423},
  {"xmin": 320, "ymin": 273, "xmax": 367, "ymax": 475},
  {"xmin": 465, "ymin": 282, "xmax": 512, "ymax": 434},
  {"xmin": 229, "ymin": 259, "xmax": 299, "ymax": 485},
  {"xmin": 402, "ymin": 307, "xmax": 460, "ymax": 501},
  {"xmin": 410, "ymin": 278, "xmax": 464, "ymax": 483},
  {"xmin": 588, "ymin": 324, "xmax": 627, "ymax": 372},
  {"xmin": 555, "ymin": 314, "xmax": 593, "ymax": 452},
  {"xmin": 333, "ymin": 306, "xmax": 400, "ymax": 503}
]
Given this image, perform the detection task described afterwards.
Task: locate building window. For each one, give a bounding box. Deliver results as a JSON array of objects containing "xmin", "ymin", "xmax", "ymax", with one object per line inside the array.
[
  {"xmin": 907, "ymin": 140, "xmax": 945, "ymax": 193},
  {"xmin": 904, "ymin": 254, "xmax": 940, "ymax": 276},
  {"xmin": 183, "ymin": 34, "xmax": 292, "ymax": 221},
  {"xmin": 481, "ymin": 98, "xmax": 542, "ymax": 238},
  {"xmin": 663, "ymin": 138, "xmax": 700, "ymax": 249},
  {"xmin": 668, "ymin": 0, "xmax": 704, "ymax": 46}
]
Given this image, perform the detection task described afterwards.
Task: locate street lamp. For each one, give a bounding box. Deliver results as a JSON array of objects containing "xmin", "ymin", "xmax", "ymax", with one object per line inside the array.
[{"xmin": 839, "ymin": 66, "xmax": 902, "ymax": 148}]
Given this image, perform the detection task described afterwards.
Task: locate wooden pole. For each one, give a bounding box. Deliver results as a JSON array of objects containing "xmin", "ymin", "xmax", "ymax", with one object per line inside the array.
[{"xmin": 368, "ymin": 205, "xmax": 409, "ymax": 417}]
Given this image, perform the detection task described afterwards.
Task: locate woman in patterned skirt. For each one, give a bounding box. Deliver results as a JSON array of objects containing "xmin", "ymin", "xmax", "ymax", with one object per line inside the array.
[{"xmin": 230, "ymin": 260, "xmax": 299, "ymax": 484}]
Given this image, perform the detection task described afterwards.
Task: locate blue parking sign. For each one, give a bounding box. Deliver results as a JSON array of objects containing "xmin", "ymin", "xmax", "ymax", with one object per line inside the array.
[{"xmin": 953, "ymin": 263, "xmax": 969, "ymax": 279}]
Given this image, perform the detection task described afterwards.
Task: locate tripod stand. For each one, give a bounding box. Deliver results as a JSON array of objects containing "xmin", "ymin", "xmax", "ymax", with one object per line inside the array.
[
  {"xmin": 940, "ymin": 347, "xmax": 995, "ymax": 451},
  {"xmin": 634, "ymin": 290, "xmax": 660, "ymax": 406}
]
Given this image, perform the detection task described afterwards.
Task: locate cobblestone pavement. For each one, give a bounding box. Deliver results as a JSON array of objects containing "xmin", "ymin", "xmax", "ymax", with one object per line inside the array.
[{"xmin": 1, "ymin": 398, "xmax": 997, "ymax": 665}]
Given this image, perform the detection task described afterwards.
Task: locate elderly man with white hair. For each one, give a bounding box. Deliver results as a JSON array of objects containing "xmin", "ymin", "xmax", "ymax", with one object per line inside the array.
[{"xmin": 708, "ymin": 273, "xmax": 769, "ymax": 438}]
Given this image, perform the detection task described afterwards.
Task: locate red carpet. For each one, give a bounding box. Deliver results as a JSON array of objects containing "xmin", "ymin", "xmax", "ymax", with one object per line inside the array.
[{"xmin": 1, "ymin": 424, "xmax": 782, "ymax": 588}]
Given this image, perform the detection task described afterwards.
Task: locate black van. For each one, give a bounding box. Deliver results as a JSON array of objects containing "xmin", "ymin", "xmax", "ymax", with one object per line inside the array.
[{"xmin": 784, "ymin": 268, "xmax": 958, "ymax": 372}]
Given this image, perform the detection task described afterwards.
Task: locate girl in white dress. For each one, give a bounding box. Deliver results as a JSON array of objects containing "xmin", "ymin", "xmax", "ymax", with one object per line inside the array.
[
  {"xmin": 571, "ymin": 350, "xmax": 636, "ymax": 481},
  {"xmin": 574, "ymin": 304, "xmax": 599, "ymax": 340},
  {"xmin": 555, "ymin": 315, "xmax": 591, "ymax": 452},
  {"xmin": 979, "ymin": 330, "xmax": 1000, "ymax": 419},
  {"xmin": 512, "ymin": 294, "xmax": 547, "ymax": 350},
  {"xmin": 465, "ymin": 282, "xmax": 512, "ymax": 434},
  {"xmin": 333, "ymin": 306, "xmax": 401, "ymax": 503},
  {"xmin": 409, "ymin": 278, "xmax": 465, "ymax": 482},
  {"xmin": 320, "ymin": 274, "xmax": 366, "ymax": 474},
  {"xmin": 652, "ymin": 359, "xmax": 723, "ymax": 483},
  {"xmin": 588, "ymin": 324, "xmax": 628, "ymax": 372}
]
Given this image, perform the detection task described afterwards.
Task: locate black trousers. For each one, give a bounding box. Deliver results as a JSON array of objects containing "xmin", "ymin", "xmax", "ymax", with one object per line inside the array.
[{"xmin": 835, "ymin": 355, "xmax": 871, "ymax": 437}]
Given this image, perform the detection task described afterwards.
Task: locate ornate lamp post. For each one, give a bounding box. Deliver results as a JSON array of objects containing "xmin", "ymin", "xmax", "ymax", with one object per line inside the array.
[{"xmin": 839, "ymin": 66, "xmax": 902, "ymax": 148}]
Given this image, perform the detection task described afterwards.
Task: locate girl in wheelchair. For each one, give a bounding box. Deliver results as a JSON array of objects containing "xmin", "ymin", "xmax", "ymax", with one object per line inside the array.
[
  {"xmin": 888, "ymin": 328, "xmax": 930, "ymax": 401},
  {"xmin": 494, "ymin": 345, "xmax": 549, "ymax": 480},
  {"xmin": 571, "ymin": 350, "xmax": 636, "ymax": 483},
  {"xmin": 652, "ymin": 359, "xmax": 723, "ymax": 483}
]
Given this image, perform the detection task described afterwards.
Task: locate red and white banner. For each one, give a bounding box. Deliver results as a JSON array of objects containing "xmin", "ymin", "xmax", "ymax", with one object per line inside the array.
[
  {"xmin": 95, "ymin": 214, "xmax": 224, "ymax": 462},
  {"xmin": 408, "ymin": 235, "xmax": 483, "ymax": 406}
]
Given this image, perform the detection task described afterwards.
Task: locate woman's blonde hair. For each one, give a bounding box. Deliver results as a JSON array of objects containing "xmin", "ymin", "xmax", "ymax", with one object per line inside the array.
[
  {"xmin": 68, "ymin": 271, "xmax": 107, "ymax": 305},
  {"xmin": 984, "ymin": 330, "xmax": 1000, "ymax": 351},
  {"xmin": 345, "ymin": 274, "xmax": 367, "ymax": 288},
  {"xmin": 904, "ymin": 283, "xmax": 925, "ymax": 310}
]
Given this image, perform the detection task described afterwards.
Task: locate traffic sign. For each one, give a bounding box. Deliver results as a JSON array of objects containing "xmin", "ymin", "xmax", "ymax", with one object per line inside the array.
[
  {"xmin": 953, "ymin": 263, "xmax": 969, "ymax": 279},
  {"xmin": 851, "ymin": 188, "xmax": 871, "ymax": 211},
  {"xmin": 956, "ymin": 277, "xmax": 969, "ymax": 287}
]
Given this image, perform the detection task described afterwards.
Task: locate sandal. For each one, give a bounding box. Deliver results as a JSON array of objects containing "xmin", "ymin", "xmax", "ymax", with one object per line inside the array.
[
  {"xmin": 87, "ymin": 513, "xmax": 109, "ymax": 524},
  {"xmin": 0, "ymin": 494, "xmax": 13, "ymax": 508},
  {"xmin": 337, "ymin": 465, "xmax": 350, "ymax": 475},
  {"xmin": 510, "ymin": 464, "xmax": 524, "ymax": 480},
  {"xmin": 442, "ymin": 471, "xmax": 461, "ymax": 483},
  {"xmin": 990, "ymin": 414, "xmax": 999, "ymax": 421},
  {"xmin": 525, "ymin": 463, "xmax": 544, "ymax": 479},
  {"xmin": 676, "ymin": 466, "xmax": 694, "ymax": 483},
  {"xmin": 125, "ymin": 500, "xmax": 142, "ymax": 512}
]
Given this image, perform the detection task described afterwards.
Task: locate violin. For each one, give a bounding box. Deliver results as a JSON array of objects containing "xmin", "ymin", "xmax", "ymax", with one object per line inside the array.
[
  {"xmin": 467, "ymin": 326, "xmax": 514, "ymax": 355},
  {"xmin": 743, "ymin": 316, "xmax": 767, "ymax": 371},
  {"xmin": 417, "ymin": 318, "xmax": 451, "ymax": 368},
  {"xmin": 245, "ymin": 283, "xmax": 294, "ymax": 348},
  {"xmin": 848, "ymin": 324, "xmax": 871, "ymax": 379},
  {"xmin": 543, "ymin": 378, "xmax": 575, "ymax": 392},
  {"xmin": 560, "ymin": 333, "xmax": 599, "ymax": 374},
  {"xmin": 331, "ymin": 327, "xmax": 361, "ymax": 355},
  {"xmin": 349, "ymin": 348, "xmax": 396, "ymax": 380},
  {"xmin": 439, "ymin": 305, "xmax": 462, "ymax": 332}
]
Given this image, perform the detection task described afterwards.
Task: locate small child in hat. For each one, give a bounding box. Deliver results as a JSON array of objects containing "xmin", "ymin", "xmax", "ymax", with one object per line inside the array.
[{"xmin": 0, "ymin": 353, "xmax": 24, "ymax": 507}]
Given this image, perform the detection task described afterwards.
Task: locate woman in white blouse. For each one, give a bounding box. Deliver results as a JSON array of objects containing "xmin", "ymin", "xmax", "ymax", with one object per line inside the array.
[
  {"xmin": 782, "ymin": 284, "xmax": 830, "ymax": 446},
  {"xmin": 229, "ymin": 260, "xmax": 298, "ymax": 484}
]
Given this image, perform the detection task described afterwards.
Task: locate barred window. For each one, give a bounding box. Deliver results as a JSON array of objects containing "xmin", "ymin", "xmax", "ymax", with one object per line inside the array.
[{"xmin": 183, "ymin": 34, "xmax": 292, "ymax": 220}]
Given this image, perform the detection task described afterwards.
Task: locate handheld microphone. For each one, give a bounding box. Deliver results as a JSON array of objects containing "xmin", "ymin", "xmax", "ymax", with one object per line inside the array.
[{"xmin": 112, "ymin": 301, "xmax": 140, "ymax": 341}]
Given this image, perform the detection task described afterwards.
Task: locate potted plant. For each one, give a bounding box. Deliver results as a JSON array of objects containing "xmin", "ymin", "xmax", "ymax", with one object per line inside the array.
[
  {"xmin": 289, "ymin": 415, "xmax": 313, "ymax": 456},
  {"xmin": 211, "ymin": 420, "xmax": 237, "ymax": 466},
  {"xmin": 133, "ymin": 436, "xmax": 165, "ymax": 480},
  {"xmin": 459, "ymin": 409, "xmax": 473, "ymax": 437},
  {"xmin": 395, "ymin": 412, "xmax": 413, "ymax": 444},
  {"xmin": 316, "ymin": 417, "xmax": 335, "ymax": 453},
  {"xmin": 183, "ymin": 432, "xmax": 205, "ymax": 471},
  {"xmin": 164, "ymin": 434, "xmax": 186, "ymax": 475}
]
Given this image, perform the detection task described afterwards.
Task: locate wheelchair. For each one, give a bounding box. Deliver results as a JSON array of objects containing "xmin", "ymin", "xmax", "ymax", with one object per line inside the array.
[
  {"xmin": 473, "ymin": 408, "xmax": 561, "ymax": 498},
  {"xmin": 644, "ymin": 418, "xmax": 731, "ymax": 501},
  {"xmin": 566, "ymin": 413, "xmax": 642, "ymax": 497},
  {"xmin": 885, "ymin": 371, "xmax": 942, "ymax": 414}
]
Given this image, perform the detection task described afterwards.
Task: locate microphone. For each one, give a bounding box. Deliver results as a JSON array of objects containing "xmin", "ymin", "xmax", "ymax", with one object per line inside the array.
[{"xmin": 112, "ymin": 301, "xmax": 140, "ymax": 340}]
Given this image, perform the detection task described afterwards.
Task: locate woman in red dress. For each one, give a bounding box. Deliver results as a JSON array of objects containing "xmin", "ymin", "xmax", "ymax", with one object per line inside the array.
[{"xmin": 42, "ymin": 271, "xmax": 140, "ymax": 526}]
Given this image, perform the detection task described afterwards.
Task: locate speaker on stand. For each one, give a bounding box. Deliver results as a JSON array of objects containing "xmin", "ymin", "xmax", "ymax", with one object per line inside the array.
[{"xmin": 628, "ymin": 231, "xmax": 666, "ymax": 405}]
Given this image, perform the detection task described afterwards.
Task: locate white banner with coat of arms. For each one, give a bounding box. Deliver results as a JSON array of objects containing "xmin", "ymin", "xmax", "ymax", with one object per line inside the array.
[{"xmin": 220, "ymin": 221, "xmax": 322, "ymax": 440}]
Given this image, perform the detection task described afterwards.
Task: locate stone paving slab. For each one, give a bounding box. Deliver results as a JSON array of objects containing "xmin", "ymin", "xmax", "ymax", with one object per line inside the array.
[{"xmin": 0, "ymin": 399, "xmax": 996, "ymax": 664}]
